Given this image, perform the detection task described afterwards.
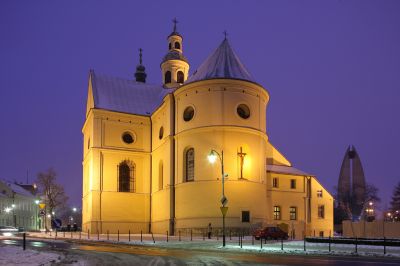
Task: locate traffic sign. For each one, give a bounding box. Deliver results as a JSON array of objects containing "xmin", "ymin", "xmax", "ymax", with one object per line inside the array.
[
  {"xmin": 220, "ymin": 206, "xmax": 228, "ymax": 217},
  {"xmin": 39, "ymin": 203, "xmax": 46, "ymax": 209},
  {"xmin": 39, "ymin": 210, "xmax": 46, "ymax": 216},
  {"xmin": 220, "ymin": 196, "xmax": 228, "ymax": 206}
]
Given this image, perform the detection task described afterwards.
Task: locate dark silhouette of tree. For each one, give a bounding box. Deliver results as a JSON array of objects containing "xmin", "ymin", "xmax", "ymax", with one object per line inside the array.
[
  {"xmin": 36, "ymin": 168, "xmax": 68, "ymax": 215},
  {"xmin": 390, "ymin": 182, "xmax": 400, "ymax": 212},
  {"xmin": 365, "ymin": 183, "xmax": 381, "ymax": 204}
]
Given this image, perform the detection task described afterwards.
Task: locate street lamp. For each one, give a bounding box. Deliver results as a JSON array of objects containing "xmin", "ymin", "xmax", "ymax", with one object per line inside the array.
[
  {"xmin": 35, "ymin": 200, "xmax": 40, "ymax": 230},
  {"xmin": 208, "ymin": 149, "xmax": 228, "ymax": 247}
]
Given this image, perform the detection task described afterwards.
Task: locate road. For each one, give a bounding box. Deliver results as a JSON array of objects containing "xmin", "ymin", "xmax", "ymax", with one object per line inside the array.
[{"xmin": 2, "ymin": 238, "xmax": 400, "ymax": 265}]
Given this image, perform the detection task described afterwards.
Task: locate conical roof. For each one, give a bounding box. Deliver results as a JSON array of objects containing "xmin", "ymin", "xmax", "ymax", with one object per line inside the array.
[{"xmin": 186, "ymin": 39, "xmax": 255, "ymax": 84}]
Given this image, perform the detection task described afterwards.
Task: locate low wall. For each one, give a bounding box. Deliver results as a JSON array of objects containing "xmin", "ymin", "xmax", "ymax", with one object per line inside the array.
[{"xmin": 343, "ymin": 220, "xmax": 400, "ymax": 238}]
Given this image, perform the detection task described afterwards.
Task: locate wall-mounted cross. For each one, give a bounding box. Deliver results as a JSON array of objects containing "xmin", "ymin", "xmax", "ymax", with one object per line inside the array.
[{"xmin": 237, "ymin": 146, "xmax": 247, "ymax": 179}]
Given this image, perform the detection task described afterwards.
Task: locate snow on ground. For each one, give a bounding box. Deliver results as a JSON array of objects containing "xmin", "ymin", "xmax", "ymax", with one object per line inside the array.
[
  {"xmin": 25, "ymin": 232, "xmax": 400, "ymax": 258},
  {"xmin": 0, "ymin": 245, "xmax": 63, "ymax": 266}
]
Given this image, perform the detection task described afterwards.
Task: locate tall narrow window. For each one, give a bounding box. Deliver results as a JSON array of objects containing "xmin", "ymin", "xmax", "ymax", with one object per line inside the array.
[
  {"xmin": 273, "ymin": 206, "xmax": 281, "ymax": 220},
  {"xmin": 175, "ymin": 42, "xmax": 181, "ymax": 49},
  {"xmin": 290, "ymin": 207, "xmax": 297, "ymax": 220},
  {"xmin": 118, "ymin": 161, "xmax": 134, "ymax": 192},
  {"xmin": 318, "ymin": 205, "xmax": 325, "ymax": 219},
  {"xmin": 165, "ymin": 71, "xmax": 171, "ymax": 84},
  {"xmin": 159, "ymin": 161, "xmax": 163, "ymax": 191},
  {"xmin": 290, "ymin": 179, "xmax": 296, "ymax": 189},
  {"xmin": 177, "ymin": 71, "xmax": 184, "ymax": 83},
  {"xmin": 185, "ymin": 148, "xmax": 194, "ymax": 182},
  {"xmin": 272, "ymin": 177, "xmax": 279, "ymax": 188}
]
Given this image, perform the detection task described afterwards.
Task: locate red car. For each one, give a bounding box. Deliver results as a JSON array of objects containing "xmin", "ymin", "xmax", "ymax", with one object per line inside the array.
[{"xmin": 253, "ymin": 227, "xmax": 289, "ymax": 240}]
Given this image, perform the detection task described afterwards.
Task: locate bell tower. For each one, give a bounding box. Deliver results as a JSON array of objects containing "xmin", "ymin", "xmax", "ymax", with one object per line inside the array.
[{"xmin": 161, "ymin": 18, "xmax": 189, "ymax": 88}]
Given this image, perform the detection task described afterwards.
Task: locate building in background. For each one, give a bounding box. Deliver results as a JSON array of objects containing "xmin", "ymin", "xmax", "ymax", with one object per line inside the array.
[
  {"xmin": 82, "ymin": 22, "xmax": 334, "ymax": 238},
  {"xmin": 0, "ymin": 179, "xmax": 39, "ymax": 230},
  {"xmin": 337, "ymin": 145, "xmax": 367, "ymax": 221}
]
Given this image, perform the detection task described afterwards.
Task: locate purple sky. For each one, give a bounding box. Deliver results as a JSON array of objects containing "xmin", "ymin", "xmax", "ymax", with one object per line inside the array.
[{"xmin": 1, "ymin": 1, "xmax": 399, "ymax": 210}]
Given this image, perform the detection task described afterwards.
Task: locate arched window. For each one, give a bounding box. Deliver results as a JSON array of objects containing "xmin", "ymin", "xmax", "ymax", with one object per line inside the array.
[
  {"xmin": 185, "ymin": 148, "xmax": 194, "ymax": 182},
  {"xmin": 175, "ymin": 42, "xmax": 181, "ymax": 49},
  {"xmin": 159, "ymin": 161, "xmax": 163, "ymax": 191},
  {"xmin": 177, "ymin": 71, "xmax": 184, "ymax": 83},
  {"xmin": 118, "ymin": 161, "xmax": 135, "ymax": 192},
  {"xmin": 165, "ymin": 71, "xmax": 171, "ymax": 84}
]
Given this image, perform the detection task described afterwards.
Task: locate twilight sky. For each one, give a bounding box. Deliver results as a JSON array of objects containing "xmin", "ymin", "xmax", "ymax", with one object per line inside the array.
[{"xmin": 1, "ymin": 0, "xmax": 399, "ymax": 210}]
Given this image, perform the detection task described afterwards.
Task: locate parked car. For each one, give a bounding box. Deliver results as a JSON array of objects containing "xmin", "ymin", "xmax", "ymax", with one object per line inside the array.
[
  {"xmin": 253, "ymin": 226, "xmax": 289, "ymax": 240},
  {"xmin": 0, "ymin": 226, "xmax": 19, "ymax": 236}
]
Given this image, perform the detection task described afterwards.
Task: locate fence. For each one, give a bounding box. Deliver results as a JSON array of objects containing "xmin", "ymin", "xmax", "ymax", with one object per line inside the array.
[{"xmin": 23, "ymin": 230, "xmax": 400, "ymax": 256}]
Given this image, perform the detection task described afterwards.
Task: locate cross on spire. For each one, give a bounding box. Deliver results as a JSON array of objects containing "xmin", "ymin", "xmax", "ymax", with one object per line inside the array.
[
  {"xmin": 139, "ymin": 48, "xmax": 143, "ymax": 65},
  {"xmin": 223, "ymin": 30, "xmax": 228, "ymax": 40},
  {"xmin": 173, "ymin": 18, "xmax": 178, "ymax": 32}
]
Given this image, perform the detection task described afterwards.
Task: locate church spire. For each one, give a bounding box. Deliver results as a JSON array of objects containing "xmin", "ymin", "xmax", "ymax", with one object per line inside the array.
[
  {"xmin": 134, "ymin": 48, "xmax": 147, "ymax": 83},
  {"xmin": 161, "ymin": 18, "xmax": 190, "ymax": 88}
]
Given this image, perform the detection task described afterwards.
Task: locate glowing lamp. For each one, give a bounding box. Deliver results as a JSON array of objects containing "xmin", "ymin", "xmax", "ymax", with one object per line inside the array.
[
  {"xmin": 208, "ymin": 151, "xmax": 217, "ymax": 164},
  {"xmin": 35, "ymin": 200, "xmax": 40, "ymax": 205}
]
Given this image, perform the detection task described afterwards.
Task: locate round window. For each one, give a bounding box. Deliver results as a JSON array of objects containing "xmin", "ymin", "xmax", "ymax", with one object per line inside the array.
[
  {"xmin": 122, "ymin": 132, "xmax": 134, "ymax": 144},
  {"xmin": 237, "ymin": 104, "xmax": 250, "ymax": 119},
  {"xmin": 183, "ymin": 106, "xmax": 195, "ymax": 122},
  {"xmin": 159, "ymin": 127, "xmax": 164, "ymax": 139}
]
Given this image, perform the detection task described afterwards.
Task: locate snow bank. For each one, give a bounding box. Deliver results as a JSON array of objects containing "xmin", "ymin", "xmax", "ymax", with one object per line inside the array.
[{"xmin": 0, "ymin": 246, "xmax": 62, "ymax": 266}]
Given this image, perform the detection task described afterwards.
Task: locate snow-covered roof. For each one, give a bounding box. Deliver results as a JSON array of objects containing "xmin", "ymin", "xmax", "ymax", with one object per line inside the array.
[
  {"xmin": 91, "ymin": 71, "xmax": 173, "ymax": 116},
  {"xmin": 267, "ymin": 165, "xmax": 314, "ymax": 177},
  {"xmin": 0, "ymin": 180, "xmax": 35, "ymax": 198},
  {"xmin": 186, "ymin": 38, "xmax": 255, "ymax": 84}
]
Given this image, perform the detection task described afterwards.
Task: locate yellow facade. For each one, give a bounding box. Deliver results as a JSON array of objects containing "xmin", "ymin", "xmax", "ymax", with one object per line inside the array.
[{"xmin": 82, "ymin": 27, "xmax": 333, "ymax": 238}]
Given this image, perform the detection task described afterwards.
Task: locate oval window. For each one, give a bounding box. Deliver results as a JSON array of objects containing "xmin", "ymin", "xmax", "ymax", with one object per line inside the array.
[
  {"xmin": 122, "ymin": 132, "xmax": 134, "ymax": 144},
  {"xmin": 183, "ymin": 106, "xmax": 195, "ymax": 122},
  {"xmin": 237, "ymin": 104, "xmax": 250, "ymax": 119},
  {"xmin": 159, "ymin": 127, "xmax": 164, "ymax": 139}
]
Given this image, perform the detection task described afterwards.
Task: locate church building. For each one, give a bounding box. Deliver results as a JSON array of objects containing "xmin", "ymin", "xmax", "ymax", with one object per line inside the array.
[{"xmin": 82, "ymin": 22, "xmax": 333, "ymax": 238}]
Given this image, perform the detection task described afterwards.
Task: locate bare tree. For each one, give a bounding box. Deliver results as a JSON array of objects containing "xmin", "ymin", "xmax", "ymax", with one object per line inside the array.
[{"xmin": 36, "ymin": 168, "xmax": 68, "ymax": 214}]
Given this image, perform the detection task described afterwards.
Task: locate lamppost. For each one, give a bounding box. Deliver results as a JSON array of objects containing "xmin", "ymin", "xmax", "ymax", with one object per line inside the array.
[
  {"xmin": 35, "ymin": 200, "xmax": 40, "ymax": 230},
  {"xmin": 208, "ymin": 149, "xmax": 228, "ymax": 247}
]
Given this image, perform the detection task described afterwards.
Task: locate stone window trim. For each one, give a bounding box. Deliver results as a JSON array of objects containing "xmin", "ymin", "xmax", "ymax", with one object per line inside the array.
[
  {"xmin": 117, "ymin": 160, "xmax": 135, "ymax": 193},
  {"xmin": 121, "ymin": 131, "xmax": 136, "ymax": 145},
  {"xmin": 184, "ymin": 147, "xmax": 195, "ymax": 182},
  {"xmin": 183, "ymin": 105, "xmax": 195, "ymax": 122},
  {"xmin": 236, "ymin": 103, "xmax": 251, "ymax": 120}
]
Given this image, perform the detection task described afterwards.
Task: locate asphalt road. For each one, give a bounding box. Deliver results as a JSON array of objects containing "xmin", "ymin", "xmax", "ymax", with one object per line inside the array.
[{"xmin": 2, "ymin": 238, "xmax": 400, "ymax": 265}]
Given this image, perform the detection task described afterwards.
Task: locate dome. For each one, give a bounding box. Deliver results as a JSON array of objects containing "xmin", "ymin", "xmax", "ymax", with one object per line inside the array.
[{"xmin": 186, "ymin": 39, "xmax": 255, "ymax": 84}]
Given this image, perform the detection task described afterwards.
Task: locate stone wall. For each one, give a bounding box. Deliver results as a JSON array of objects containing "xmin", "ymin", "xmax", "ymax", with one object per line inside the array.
[{"xmin": 343, "ymin": 220, "xmax": 400, "ymax": 238}]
